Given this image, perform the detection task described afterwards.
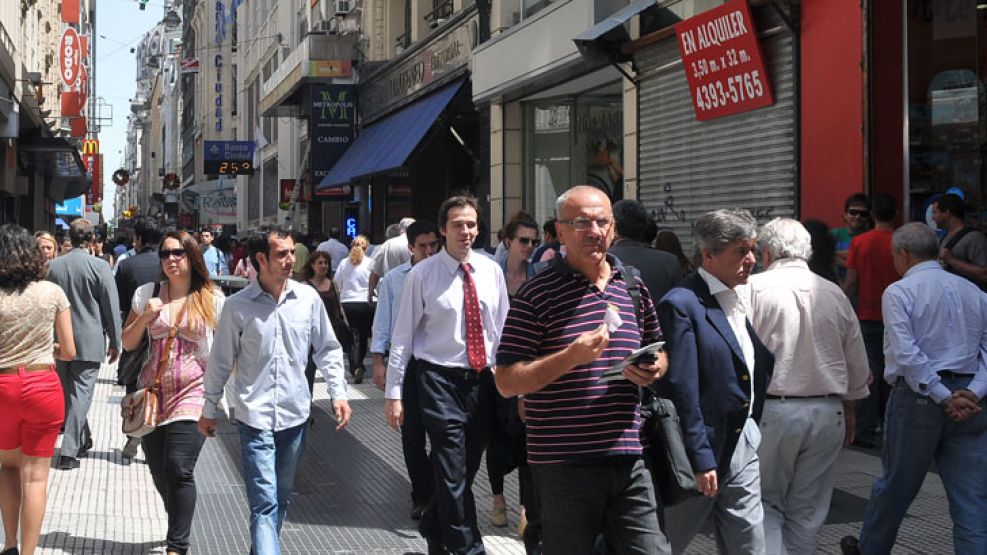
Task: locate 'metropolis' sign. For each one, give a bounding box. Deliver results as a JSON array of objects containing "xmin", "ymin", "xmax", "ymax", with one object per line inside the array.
[{"xmin": 675, "ymin": 0, "xmax": 774, "ymax": 121}]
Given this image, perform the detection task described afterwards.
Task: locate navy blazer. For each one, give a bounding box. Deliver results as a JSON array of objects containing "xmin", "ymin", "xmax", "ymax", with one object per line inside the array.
[{"xmin": 655, "ymin": 272, "xmax": 774, "ymax": 479}]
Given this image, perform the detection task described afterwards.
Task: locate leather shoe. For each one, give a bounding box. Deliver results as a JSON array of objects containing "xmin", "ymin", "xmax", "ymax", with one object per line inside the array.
[
  {"xmin": 425, "ymin": 537, "xmax": 446, "ymax": 555},
  {"xmin": 352, "ymin": 367, "xmax": 365, "ymax": 384},
  {"xmin": 410, "ymin": 503, "xmax": 426, "ymax": 520},
  {"xmin": 840, "ymin": 535, "xmax": 861, "ymax": 555},
  {"xmin": 1, "ymin": 547, "xmax": 19, "ymax": 555},
  {"xmin": 55, "ymin": 456, "xmax": 79, "ymax": 470},
  {"xmin": 78, "ymin": 438, "xmax": 93, "ymax": 459},
  {"xmin": 122, "ymin": 437, "xmax": 140, "ymax": 460}
]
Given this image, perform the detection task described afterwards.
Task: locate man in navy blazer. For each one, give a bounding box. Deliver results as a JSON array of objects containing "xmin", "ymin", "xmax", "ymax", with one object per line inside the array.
[{"xmin": 656, "ymin": 209, "xmax": 774, "ymax": 555}]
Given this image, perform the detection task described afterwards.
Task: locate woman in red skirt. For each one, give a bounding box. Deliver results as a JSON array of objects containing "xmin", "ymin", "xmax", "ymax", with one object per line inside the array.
[{"xmin": 0, "ymin": 224, "xmax": 76, "ymax": 555}]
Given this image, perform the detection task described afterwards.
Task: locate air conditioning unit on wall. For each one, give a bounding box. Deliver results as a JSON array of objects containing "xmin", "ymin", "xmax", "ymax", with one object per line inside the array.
[{"xmin": 335, "ymin": 0, "xmax": 351, "ymax": 15}]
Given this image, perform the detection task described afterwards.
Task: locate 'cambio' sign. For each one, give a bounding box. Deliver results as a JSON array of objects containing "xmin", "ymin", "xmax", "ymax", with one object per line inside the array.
[{"xmin": 60, "ymin": 28, "xmax": 82, "ymax": 88}]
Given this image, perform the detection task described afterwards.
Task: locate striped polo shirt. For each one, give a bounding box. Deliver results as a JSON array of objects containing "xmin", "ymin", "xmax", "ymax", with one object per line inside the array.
[{"xmin": 496, "ymin": 255, "xmax": 661, "ymax": 465}]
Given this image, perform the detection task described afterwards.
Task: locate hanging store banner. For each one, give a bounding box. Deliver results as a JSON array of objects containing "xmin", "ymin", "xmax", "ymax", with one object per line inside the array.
[
  {"xmin": 83, "ymin": 153, "xmax": 102, "ymax": 205},
  {"xmin": 61, "ymin": 0, "xmax": 80, "ymax": 23},
  {"xmin": 675, "ymin": 0, "xmax": 774, "ymax": 121},
  {"xmin": 310, "ymin": 83, "xmax": 356, "ymax": 199},
  {"xmin": 61, "ymin": 91, "xmax": 81, "ymax": 117},
  {"xmin": 60, "ymin": 27, "xmax": 83, "ymax": 88}
]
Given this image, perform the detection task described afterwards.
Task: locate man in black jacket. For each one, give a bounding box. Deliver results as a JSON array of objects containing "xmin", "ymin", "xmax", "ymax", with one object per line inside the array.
[
  {"xmin": 608, "ymin": 199, "xmax": 683, "ymax": 302},
  {"xmin": 113, "ymin": 216, "xmax": 164, "ymax": 460}
]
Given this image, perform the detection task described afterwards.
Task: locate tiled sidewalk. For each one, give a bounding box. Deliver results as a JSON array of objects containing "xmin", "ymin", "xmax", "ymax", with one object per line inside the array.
[{"xmin": 3, "ymin": 362, "xmax": 955, "ymax": 554}]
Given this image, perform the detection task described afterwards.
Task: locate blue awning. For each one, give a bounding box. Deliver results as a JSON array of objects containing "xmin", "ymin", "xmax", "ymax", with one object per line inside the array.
[{"xmin": 318, "ymin": 79, "xmax": 464, "ymax": 189}]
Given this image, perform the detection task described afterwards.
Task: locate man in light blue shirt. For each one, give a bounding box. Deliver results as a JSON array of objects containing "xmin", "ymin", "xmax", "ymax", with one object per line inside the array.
[
  {"xmin": 199, "ymin": 226, "xmax": 352, "ymax": 555},
  {"xmin": 842, "ymin": 223, "xmax": 987, "ymax": 555},
  {"xmin": 200, "ymin": 228, "xmax": 227, "ymax": 276},
  {"xmin": 370, "ymin": 220, "xmax": 439, "ymax": 520}
]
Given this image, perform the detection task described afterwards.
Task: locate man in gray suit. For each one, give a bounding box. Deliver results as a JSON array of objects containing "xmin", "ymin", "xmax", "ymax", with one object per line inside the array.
[{"xmin": 47, "ymin": 219, "xmax": 123, "ymax": 470}]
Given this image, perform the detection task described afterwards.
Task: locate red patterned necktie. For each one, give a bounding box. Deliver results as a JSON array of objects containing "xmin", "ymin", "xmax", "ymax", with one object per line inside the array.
[{"xmin": 461, "ymin": 262, "xmax": 487, "ymax": 370}]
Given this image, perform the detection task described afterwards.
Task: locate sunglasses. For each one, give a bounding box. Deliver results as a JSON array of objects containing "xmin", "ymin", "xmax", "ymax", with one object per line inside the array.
[
  {"xmin": 847, "ymin": 209, "xmax": 870, "ymax": 217},
  {"xmin": 516, "ymin": 237, "xmax": 541, "ymax": 247},
  {"xmin": 159, "ymin": 248, "xmax": 187, "ymax": 260}
]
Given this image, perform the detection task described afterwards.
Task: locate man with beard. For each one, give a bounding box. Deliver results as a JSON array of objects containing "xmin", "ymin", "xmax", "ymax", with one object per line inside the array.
[{"xmin": 199, "ymin": 226, "xmax": 352, "ymax": 555}]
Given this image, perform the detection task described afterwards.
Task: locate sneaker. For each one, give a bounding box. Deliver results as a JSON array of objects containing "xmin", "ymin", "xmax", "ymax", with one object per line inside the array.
[
  {"xmin": 491, "ymin": 505, "xmax": 508, "ymax": 527},
  {"xmin": 122, "ymin": 437, "xmax": 140, "ymax": 460}
]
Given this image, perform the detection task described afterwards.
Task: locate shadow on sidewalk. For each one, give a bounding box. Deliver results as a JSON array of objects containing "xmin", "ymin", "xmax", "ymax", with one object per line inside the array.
[{"xmin": 40, "ymin": 530, "xmax": 164, "ymax": 553}]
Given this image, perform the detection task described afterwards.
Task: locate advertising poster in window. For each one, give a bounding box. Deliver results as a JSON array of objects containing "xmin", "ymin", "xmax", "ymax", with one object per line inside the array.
[
  {"xmin": 675, "ymin": 0, "xmax": 774, "ymax": 121},
  {"xmin": 311, "ymin": 83, "xmax": 356, "ymax": 199}
]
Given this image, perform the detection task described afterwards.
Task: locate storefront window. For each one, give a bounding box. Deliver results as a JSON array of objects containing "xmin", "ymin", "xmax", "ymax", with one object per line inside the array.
[
  {"xmin": 907, "ymin": 0, "xmax": 987, "ymax": 225},
  {"xmin": 524, "ymin": 83, "xmax": 623, "ymax": 226}
]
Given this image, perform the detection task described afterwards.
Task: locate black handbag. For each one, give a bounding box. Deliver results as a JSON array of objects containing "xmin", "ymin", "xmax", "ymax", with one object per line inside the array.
[
  {"xmin": 116, "ymin": 283, "xmax": 160, "ymax": 386},
  {"xmin": 640, "ymin": 392, "xmax": 701, "ymax": 506}
]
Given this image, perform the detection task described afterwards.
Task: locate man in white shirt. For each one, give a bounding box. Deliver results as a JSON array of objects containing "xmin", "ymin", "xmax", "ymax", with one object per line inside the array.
[
  {"xmin": 841, "ymin": 223, "xmax": 987, "ymax": 555},
  {"xmin": 370, "ymin": 220, "xmax": 440, "ymax": 520},
  {"xmin": 367, "ymin": 217, "xmax": 415, "ymax": 300},
  {"xmin": 747, "ymin": 218, "xmax": 870, "ymax": 555},
  {"xmin": 384, "ymin": 197, "xmax": 509, "ymax": 555},
  {"xmin": 315, "ymin": 227, "xmax": 350, "ymax": 273}
]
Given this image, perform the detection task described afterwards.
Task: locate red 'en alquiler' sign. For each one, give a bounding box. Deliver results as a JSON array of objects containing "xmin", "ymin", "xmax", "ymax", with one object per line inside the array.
[{"xmin": 675, "ymin": 0, "xmax": 774, "ymax": 121}]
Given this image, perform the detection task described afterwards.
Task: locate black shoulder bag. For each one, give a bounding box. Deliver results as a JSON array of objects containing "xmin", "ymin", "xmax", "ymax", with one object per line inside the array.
[
  {"xmin": 116, "ymin": 282, "xmax": 161, "ymax": 387},
  {"xmin": 622, "ymin": 263, "xmax": 700, "ymax": 506}
]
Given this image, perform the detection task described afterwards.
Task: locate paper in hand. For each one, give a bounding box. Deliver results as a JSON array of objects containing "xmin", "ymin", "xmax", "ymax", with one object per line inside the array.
[{"xmin": 598, "ymin": 341, "xmax": 666, "ymax": 383}]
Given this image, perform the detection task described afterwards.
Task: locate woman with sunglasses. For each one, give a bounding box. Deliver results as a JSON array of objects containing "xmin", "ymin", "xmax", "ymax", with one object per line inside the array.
[
  {"xmin": 120, "ymin": 231, "xmax": 225, "ymax": 555},
  {"xmin": 489, "ymin": 212, "xmax": 540, "ymax": 537},
  {"xmin": 0, "ymin": 224, "xmax": 75, "ymax": 555}
]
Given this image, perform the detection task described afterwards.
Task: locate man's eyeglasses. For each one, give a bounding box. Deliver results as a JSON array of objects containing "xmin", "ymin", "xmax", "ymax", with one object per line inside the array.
[
  {"xmin": 558, "ymin": 217, "xmax": 613, "ymax": 231},
  {"xmin": 516, "ymin": 237, "xmax": 541, "ymax": 247},
  {"xmin": 846, "ymin": 208, "xmax": 870, "ymax": 217},
  {"xmin": 159, "ymin": 248, "xmax": 187, "ymax": 260}
]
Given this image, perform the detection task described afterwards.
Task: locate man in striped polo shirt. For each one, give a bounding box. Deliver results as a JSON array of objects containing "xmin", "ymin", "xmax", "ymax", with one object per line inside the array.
[{"xmin": 496, "ymin": 185, "xmax": 672, "ymax": 555}]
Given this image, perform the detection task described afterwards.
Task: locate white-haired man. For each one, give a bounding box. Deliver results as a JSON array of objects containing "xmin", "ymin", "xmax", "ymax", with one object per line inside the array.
[
  {"xmin": 368, "ymin": 217, "xmax": 415, "ymax": 301},
  {"xmin": 747, "ymin": 218, "xmax": 870, "ymax": 554},
  {"xmin": 842, "ymin": 223, "xmax": 987, "ymax": 555}
]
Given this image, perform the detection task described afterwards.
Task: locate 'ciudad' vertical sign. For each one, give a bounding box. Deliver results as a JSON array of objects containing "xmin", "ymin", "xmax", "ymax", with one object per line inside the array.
[{"xmin": 675, "ymin": 0, "xmax": 774, "ymax": 121}]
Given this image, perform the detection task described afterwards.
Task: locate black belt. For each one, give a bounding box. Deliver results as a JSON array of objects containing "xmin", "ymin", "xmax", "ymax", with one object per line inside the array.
[
  {"xmin": 420, "ymin": 360, "xmax": 486, "ymax": 381},
  {"xmin": 938, "ymin": 370, "xmax": 972, "ymax": 380},
  {"xmin": 765, "ymin": 393, "xmax": 838, "ymax": 400}
]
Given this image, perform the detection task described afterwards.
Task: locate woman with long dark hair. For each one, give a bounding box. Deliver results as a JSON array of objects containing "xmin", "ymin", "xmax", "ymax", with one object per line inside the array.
[
  {"xmin": 655, "ymin": 229, "xmax": 695, "ymax": 274},
  {"xmin": 120, "ymin": 231, "xmax": 225, "ymax": 555},
  {"xmin": 0, "ymin": 223, "xmax": 76, "ymax": 555},
  {"xmin": 299, "ymin": 251, "xmax": 357, "ymax": 393},
  {"xmin": 333, "ymin": 235, "xmax": 374, "ymax": 383}
]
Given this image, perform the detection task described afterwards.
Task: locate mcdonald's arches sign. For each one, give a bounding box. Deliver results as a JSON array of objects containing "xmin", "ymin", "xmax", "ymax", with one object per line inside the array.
[{"xmin": 81, "ymin": 141, "xmax": 101, "ymax": 204}]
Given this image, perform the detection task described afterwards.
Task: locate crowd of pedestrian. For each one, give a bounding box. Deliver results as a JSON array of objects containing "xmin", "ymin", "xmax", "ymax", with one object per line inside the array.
[{"xmin": 0, "ymin": 184, "xmax": 984, "ymax": 555}]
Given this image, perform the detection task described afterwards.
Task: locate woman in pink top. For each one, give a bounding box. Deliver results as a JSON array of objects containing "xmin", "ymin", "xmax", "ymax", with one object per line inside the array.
[
  {"xmin": 121, "ymin": 231, "xmax": 224, "ymax": 555},
  {"xmin": 0, "ymin": 224, "xmax": 76, "ymax": 555}
]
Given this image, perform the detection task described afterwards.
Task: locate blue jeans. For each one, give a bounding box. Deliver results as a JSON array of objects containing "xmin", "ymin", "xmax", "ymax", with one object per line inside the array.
[
  {"xmin": 237, "ymin": 421, "xmax": 308, "ymax": 555},
  {"xmin": 859, "ymin": 376, "xmax": 987, "ymax": 554}
]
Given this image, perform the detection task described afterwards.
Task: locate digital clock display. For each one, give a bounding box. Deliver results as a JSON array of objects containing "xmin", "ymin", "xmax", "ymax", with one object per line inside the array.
[
  {"xmin": 204, "ymin": 160, "xmax": 255, "ymax": 176},
  {"xmin": 203, "ymin": 141, "xmax": 256, "ymax": 176}
]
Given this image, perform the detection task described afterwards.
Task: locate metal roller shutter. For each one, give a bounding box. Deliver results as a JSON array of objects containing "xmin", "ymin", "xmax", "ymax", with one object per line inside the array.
[{"xmin": 636, "ymin": 7, "xmax": 796, "ymax": 255}]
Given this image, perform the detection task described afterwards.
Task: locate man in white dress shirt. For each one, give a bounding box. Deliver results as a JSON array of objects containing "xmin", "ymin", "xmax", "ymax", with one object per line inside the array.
[
  {"xmin": 367, "ymin": 217, "xmax": 415, "ymax": 300},
  {"xmin": 384, "ymin": 196, "xmax": 509, "ymax": 555},
  {"xmin": 747, "ymin": 218, "xmax": 870, "ymax": 554}
]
